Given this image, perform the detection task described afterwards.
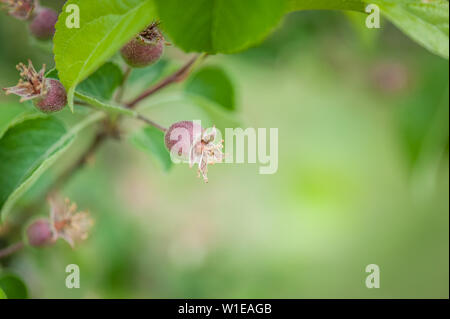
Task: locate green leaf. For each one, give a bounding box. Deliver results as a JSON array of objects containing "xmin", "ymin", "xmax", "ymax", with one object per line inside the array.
[
  {"xmin": 0, "ymin": 287, "xmax": 7, "ymax": 299},
  {"xmin": 185, "ymin": 66, "xmax": 236, "ymax": 111},
  {"xmin": 0, "ymin": 273, "xmax": 28, "ymax": 299},
  {"xmin": 76, "ymin": 62, "xmax": 124, "ymax": 101},
  {"xmin": 288, "ymin": 0, "xmax": 365, "ymax": 11},
  {"xmin": 371, "ymin": 0, "xmax": 449, "ymax": 59},
  {"xmin": 48, "ymin": 63, "xmax": 124, "ymax": 103},
  {"xmin": 188, "ymin": 95, "xmax": 242, "ymax": 132},
  {"xmin": 0, "ymin": 113, "xmax": 104, "ymax": 220},
  {"xmin": 287, "ymin": 0, "xmax": 448, "ymax": 59},
  {"xmin": 131, "ymin": 126, "xmax": 173, "ymax": 172},
  {"xmin": 0, "ymin": 118, "xmax": 71, "ymax": 220},
  {"xmin": 54, "ymin": 0, "xmax": 157, "ymax": 111},
  {"xmin": 155, "ymin": 0, "xmax": 288, "ymax": 53},
  {"xmin": 0, "ymin": 104, "xmax": 41, "ymax": 140}
]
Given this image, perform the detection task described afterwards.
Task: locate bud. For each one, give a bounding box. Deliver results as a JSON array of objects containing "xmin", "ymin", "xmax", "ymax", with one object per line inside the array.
[
  {"xmin": 26, "ymin": 219, "xmax": 54, "ymax": 247},
  {"xmin": 120, "ymin": 22, "xmax": 165, "ymax": 68},
  {"xmin": 165, "ymin": 121, "xmax": 223, "ymax": 183},
  {"xmin": 0, "ymin": 0, "xmax": 36, "ymax": 20},
  {"xmin": 3, "ymin": 60, "xmax": 67, "ymax": 113},
  {"xmin": 29, "ymin": 7, "xmax": 58, "ymax": 40}
]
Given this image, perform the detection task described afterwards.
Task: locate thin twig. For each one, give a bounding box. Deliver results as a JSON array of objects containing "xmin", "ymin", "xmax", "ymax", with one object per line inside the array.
[
  {"xmin": 125, "ymin": 55, "xmax": 203, "ymax": 109},
  {"xmin": 0, "ymin": 241, "xmax": 24, "ymax": 259},
  {"xmin": 49, "ymin": 131, "xmax": 108, "ymax": 194},
  {"xmin": 137, "ymin": 114, "xmax": 167, "ymax": 132}
]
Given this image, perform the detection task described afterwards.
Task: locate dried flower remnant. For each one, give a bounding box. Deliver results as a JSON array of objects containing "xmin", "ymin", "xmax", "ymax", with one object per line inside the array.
[
  {"xmin": 0, "ymin": 0, "xmax": 36, "ymax": 20},
  {"xmin": 49, "ymin": 196, "xmax": 94, "ymax": 248},
  {"xmin": 3, "ymin": 60, "xmax": 46, "ymax": 101},
  {"xmin": 165, "ymin": 121, "xmax": 223, "ymax": 183},
  {"xmin": 3, "ymin": 60, "xmax": 67, "ymax": 112},
  {"xmin": 190, "ymin": 127, "xmax": 224, "ymax": 183}
]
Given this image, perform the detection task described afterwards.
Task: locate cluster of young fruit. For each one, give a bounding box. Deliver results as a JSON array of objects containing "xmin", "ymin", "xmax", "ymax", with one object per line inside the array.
[
  {"xmin": 1, "ymin": 1, "xmax": 222, "ymax": 184},
  {"xmin": 2, "ymin": 1, "xmax": 165, "ymax": 113}
]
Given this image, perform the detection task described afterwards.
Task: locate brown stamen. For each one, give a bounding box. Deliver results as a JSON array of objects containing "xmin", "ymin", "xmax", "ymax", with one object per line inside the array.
[
  {"xmin": 139, "ymin": 22, "xmax": 162, "ymax": 42},
  {"xmin": 16, "ymin": 60, "xmax": 47, "ymax": 95}
]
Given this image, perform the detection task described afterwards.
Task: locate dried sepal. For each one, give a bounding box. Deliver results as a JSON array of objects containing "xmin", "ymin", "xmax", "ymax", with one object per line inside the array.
[
  {"xmin": 3, "ymin": 60, "xmax": 67, "ymax": 112},
  {"xmin": 49, "ymin": 196, "xmax": 94, "ymax": 248},
  {"xmin": 3, "ymin": 60, "xmax": 47, "ymax": 102},
  {"xmin": 139, "ymin": 21, "xmax": 164, "ymax": 43},
  {"xmin": 189, "ymin": 126, "xmax": 224, "ymax": 183},
  {"xmin": 165, "ymin": 121, "xmax": 223, "ymax": 183},
  {"xmin": 0, "ymin": 0, "xmax": 36, "ymax": 20}
]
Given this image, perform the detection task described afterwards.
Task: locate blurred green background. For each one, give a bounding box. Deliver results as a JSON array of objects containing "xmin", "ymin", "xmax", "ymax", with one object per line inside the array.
[{"xmin": 0, "ymin": 1, "xmax": 448, "ymax": 298}]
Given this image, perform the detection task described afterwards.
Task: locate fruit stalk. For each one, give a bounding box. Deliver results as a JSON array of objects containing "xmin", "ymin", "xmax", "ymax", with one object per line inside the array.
[
  {"xmin": 0, "ymin": 241, "xmax": 24, "ymax": 259},
  {"xmin": 125, "ymin": 54, "xmax": 205, "ymax": 108}
]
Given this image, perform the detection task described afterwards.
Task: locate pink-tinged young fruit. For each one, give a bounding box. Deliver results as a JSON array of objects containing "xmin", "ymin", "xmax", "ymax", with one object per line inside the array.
[
  {"xmin": 165, "ymin": 120, "xmax": 203, "ymax": 159},
  {"xmin": 29, "ymin": 7, "xmax": 58, "ymax": 40},
  {"xmin": 26, "ymin": 219, "xmax": 54, "ymax": 247},
  {"xmin": 0, "ymin": 0, "xmax": 36, "ymax": 20},
  {"xmin": 3, "ymin": 60, "xmax": 67, "ymax": 113},
  {"xmin": 165, "ymin": 121, "xmax": 223, "ymax": 183},
  {"xmin": 121, "ymin": 22, "xmax": 165, "ymax": 68},
  {"xmin": 34, "ymin": 78, "xmax": 67, "ymax": 113}
]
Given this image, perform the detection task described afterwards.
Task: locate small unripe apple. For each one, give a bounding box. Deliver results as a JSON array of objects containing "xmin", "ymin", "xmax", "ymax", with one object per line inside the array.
[
  {"xmin": 121, "ymin": 23, "xmax": 165, "ymax": 68},
  {"xmin": 3, "ymin": 61, "xmax": 67, "ymax": 113},
  {"xmin": 34, "ymin": 78, "xmax": 67, "ymax": 113},
  {"xmin": 165, "ymin": 121, "xmax": 203, "ymax": 158},
  {"xmin": 29, "ymin": 7, "xmax": 58, "ymax": 40},
  {"xmin": 26, "ymin": 219, "xmax": 54, "ymax": 247}
]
